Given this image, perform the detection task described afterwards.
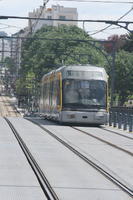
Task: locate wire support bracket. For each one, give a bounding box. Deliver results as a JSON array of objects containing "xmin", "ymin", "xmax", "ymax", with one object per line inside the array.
[{"xmin": 105, "ymin": 21, "xmax": 133, "ymax": 33}]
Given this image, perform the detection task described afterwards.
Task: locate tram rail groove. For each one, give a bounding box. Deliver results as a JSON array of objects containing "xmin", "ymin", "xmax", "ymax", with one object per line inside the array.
[
  {"xmin": 28, "ymin": 118, "xmax": 133, "ymax": 198},
  {"xmin": 72, "ymin": 127, "xmax": 133, "ymax": 157},
  {"xmin": 0, "ymin": 95, "xmax": 20, "ymax": 117},
  {"xmin": 4, "ymin": 117, "xmax": 59, "ymax": 200},
  {"xmin": 101, "ymin": 127, "xmax": 133, "ymax": 140}
]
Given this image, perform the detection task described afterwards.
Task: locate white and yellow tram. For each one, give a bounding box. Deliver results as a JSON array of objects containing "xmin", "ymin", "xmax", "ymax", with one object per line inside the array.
[{"xmin": 39, "ymin": 65, "xmax": 108, "ymax": 124}]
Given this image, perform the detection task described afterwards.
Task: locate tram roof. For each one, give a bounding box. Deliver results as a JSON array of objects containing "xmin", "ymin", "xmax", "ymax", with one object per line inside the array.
[
  {"xmin": 56, "ymin": 65, "xmax": 106, "ymax": 72},
  {"xmin": 42, "ymin": 65, "xmax": 108, "ymax": 81}
]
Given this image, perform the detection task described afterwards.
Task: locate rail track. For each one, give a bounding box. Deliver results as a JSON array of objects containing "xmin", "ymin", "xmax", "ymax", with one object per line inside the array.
[
  {"xmin": 0, "ymin": 95, "xmax": 20, "ymax": 117},
  {"xmin": 72, "ymin": 127, "xmax": 133, "ymax": 156},
  {"xmin": 4, "ymin": 117, "xmax": 59, "ymax": 200},
  {"xmin": 101, "ymin": 127, "xmax": 133, "ymax": 140},
  {"xmin": 28, "ymin": 118, "xmax": 133, "ymax": 198}
]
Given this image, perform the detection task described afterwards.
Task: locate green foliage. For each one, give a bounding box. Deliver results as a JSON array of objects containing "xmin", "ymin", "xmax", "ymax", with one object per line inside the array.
[
  {"xmin": 122, "ymin": 33, "xmax": 133, "ymax": 53},
  {"xmin": 15, "ymin": 71, "xmax": 35, "ymax": 96},
  {"xmin": 114, "ymin": 50, "xmax": 133, "ymax": 105},
  {"xmin": 18, "ymin": 25, "xmax": 133, "ymax": 106},
  {"xmin": 4, "ymin": 57, "xmax": 17, "ymax": 75},
  {"xmin": 20, "ymin": 25, "xmax": 106, "ymax": 81}
]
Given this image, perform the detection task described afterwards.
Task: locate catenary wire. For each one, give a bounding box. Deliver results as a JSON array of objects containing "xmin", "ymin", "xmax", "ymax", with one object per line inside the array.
[
  {"xmin": 56, "ymin": 0, "xmax": 133, "ymax": 4},
  {"xmin": 89, "ymin": 6, "xmax": 133, "ymax": 36},
  {"xmin": 0, "ymin": 22, "xmax": 21, "ymax": 29},
  {"xmin": 31, "ymin": 0, "xmax": 50, "ymax": 33}
]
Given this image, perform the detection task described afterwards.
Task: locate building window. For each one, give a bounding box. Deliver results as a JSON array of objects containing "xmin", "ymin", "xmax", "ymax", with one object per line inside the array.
[
  {"xmin": 59, "ymin": 16, "xmax": 66, "ymax": 20},
  {"xmin": 47, "ymin": 16, "xmax": 52, "ymax": 19}
]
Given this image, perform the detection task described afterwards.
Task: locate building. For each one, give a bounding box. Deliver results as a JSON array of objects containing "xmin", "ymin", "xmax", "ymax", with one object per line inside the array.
[
  {"xmin": 9, "ymin": 4, "xmax": 78, "ymax": 75},
  {"xmin": 28, "ymin": 4, "xmax": 78, "ymax": 33},
  {"xmin": 0, "ymin": 38, "xmax": 11, "ymax": 63},
  {"xmin": 10, "ymin": 27, "xmax": 29, "ymax": 74}
]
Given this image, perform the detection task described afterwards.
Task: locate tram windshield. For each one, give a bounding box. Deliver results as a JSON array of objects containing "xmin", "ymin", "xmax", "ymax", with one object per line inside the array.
[{"xmin": 63, "ymin": 79, "xmax": 107, "ymax": 108}]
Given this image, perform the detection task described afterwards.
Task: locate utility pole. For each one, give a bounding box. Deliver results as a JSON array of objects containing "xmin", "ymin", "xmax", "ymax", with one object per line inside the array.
[
  {"xmin": 43, "ymin": 0, "xmax": 49, "ymax": 6},
  {"xmin": 29, "ymin": 19, "xmax": 33, "ymax": 34},
  {"xmin": 110, "ymin": 42, "xmax": 116, "ymax": 107},
  {"xmin": 1, "ymin": 38, "xmax": 4, "ymax": 67}
]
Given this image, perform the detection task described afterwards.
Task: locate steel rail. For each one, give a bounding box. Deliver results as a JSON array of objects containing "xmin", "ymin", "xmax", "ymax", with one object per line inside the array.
[
  {"xmin": 0, "ymin": 96, "xmax": 11, "ymax": 117},
  {"xmin": 28, "ymin": 119, "xmax": 133, "ymax": 198},
  {"xmin": 101, "ymin": 127, "xmax": 133, "ymax": 140},
  {"xmin": 1, "ymin": 96, "xmax": 20, "ymax": 117},
  {"xmin": 72, "ymin": 127, "xmax": 133, "ymax": 156},
  {"xmin": 4, "ymin": 117, "xmax": 59, "ymax": 200}
]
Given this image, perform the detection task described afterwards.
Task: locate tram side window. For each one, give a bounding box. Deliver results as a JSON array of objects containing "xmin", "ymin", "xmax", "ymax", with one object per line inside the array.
[
  {"xmin": 43, "ymin": 83, "xmax": 45, "ymax": 106},
  {"xmin": 50, "ymin": 79, "xmax": 54, "ymax": 108},
  {"xmin": 56, "ymin": 80, "xmax": 61, "ymax": 105},
  {"xmin": 43, "ymin": 81, "xmax": 48, "ymax": 107},
  {"xmin": 46, "ymin": 82, "xmax": 50, "ymax": 107},
  {"xmin": 52, "ymin": 79, "xmax": 58, "ymax": 108}
]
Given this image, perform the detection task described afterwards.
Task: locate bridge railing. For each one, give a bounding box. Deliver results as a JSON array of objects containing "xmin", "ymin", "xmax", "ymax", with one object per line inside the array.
[{"xmin": 109, "ymin": 107, "xmax": 133, "ymax": 132}]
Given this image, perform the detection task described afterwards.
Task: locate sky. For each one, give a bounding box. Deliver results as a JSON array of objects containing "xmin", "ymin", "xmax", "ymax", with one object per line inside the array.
[{"xmin": 0, "ymin": 0, "xmax": 133, "ymax": 39}]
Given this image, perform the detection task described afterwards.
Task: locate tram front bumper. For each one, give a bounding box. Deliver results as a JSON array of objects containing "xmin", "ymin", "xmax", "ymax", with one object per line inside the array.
[{"xmin": 60, "ymin": 111, "xmax": 108, "ymax": 124}]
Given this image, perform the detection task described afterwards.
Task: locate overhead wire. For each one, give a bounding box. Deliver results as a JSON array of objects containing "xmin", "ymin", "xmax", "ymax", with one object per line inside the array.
[
  {"xmin": 56, "ymin": 0, "xmax": 133, "ymax": 4},
  {"xmin": 31, "ymin": 0, "xmax": 50, "ymax": 33},
  {"xmin": 89, "ymin": 26, "xmax": 121, "ymax": 32},
  {"xmin": 87, "ymin": 26, "xmax": 121, "ymax": 33},
  {"xmin": 0, "ymin": 1, "xmax": 132, "ymax": 36},
  {"xmin": 0, "ymin": 22, "xmax": 21, "ymax": 29},
  {"xmin": 55, "ymin": 0, "xmax": 133, "ymax": 35},
  {"xmin": 89, "ymin": 5, "xmax": 133, "ymax": 36}
]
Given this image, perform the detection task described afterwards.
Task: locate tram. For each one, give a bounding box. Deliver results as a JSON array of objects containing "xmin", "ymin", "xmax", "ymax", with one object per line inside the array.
[{"xmin": 39, "ymin": 65, "xmax": 108, "ymax": 124}]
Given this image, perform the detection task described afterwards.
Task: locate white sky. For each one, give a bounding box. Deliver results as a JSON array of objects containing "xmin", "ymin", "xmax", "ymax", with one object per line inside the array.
[{"xmin": 0, "ymin": 0, "xmax": 133, "ymax": 39}]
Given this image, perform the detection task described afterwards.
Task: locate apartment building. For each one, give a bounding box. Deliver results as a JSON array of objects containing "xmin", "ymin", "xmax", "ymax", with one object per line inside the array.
[
  {"xmin": 28, "ymin": 4, "xmax": 78, "ymax": 33},
  {"xmin": 10, "ymin": 27, "xmax": 29, "ymax": 74},
  {"xmin": 0, "ymin": 38, "xmax": 11, "ymax": 63},
  {"xmin": 9, "ymin": 4, "xmax": 78, "ymax": 74}
]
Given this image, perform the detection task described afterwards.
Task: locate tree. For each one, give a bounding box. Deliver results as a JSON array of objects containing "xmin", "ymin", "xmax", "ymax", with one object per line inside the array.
[
  {"xmin": 17, "ymin": 25, "xmax": 108, "ymax": 108},
  {"xmin": 20, "ymin": 25, "xmax": 106, "ymax": 80},
  {"xmin": 3, "ymin": 57, "xmax": 17, "ymax": 92},
  {"xmin": 104, "ymin": 34, "xmax": 126, "ymax": 53},
  {"xmin": 4, "ymin": 57, "xmax": 17, "ymax": 75},
  {"xmin": 122, "ymin": 32, "xmax": 133, "ymax": 52},
  {"xmin": 115, "ymin": 50, "xmax": 133, "ymax": 105},
  {"xmin": 18, "ymin": 25, "xmax": 133, "ymax": 106}
]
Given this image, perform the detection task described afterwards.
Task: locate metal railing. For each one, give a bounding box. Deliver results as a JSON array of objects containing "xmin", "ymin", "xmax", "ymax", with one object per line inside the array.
[{"xmin": 109, "ymin": 107, "xmax": 133, "ymax": 132}]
